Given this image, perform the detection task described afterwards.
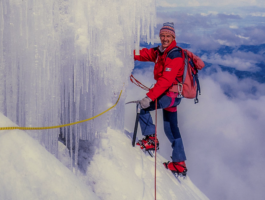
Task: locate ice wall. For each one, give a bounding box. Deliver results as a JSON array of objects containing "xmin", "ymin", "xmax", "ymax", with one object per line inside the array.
[{"xmin": 0, "ymin": 0, "xmax": 156, "ymax": 161}]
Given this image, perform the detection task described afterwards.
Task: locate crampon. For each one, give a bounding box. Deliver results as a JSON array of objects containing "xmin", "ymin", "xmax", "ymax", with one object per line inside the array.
[
  {"xmin": 163, "ymin": 161, "xmax": 187, "ymax": 177},
  {"xmin": 136, "ymin": 135, "xmax": 159, "ymax": 157}
]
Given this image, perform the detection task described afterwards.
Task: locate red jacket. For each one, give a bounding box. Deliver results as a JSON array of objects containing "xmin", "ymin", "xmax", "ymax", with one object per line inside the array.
[{"xmin": 134, "ymin": 40, "xmax": 184, "ymax": 101}]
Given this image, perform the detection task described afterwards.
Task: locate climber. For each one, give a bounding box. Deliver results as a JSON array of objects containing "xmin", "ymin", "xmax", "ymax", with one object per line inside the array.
[{"xmin": 134, "ymin": 22, "xmax": 187, "ymax": 175}]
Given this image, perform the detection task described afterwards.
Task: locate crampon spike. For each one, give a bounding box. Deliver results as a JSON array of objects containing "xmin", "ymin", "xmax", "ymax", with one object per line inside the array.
[{"xmin": 163, "ymin": 162, "xmax": 187, "ymax": 177}]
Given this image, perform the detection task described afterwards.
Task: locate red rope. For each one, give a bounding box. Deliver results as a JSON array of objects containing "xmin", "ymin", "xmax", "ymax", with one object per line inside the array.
[
  {"xmin": 130, "ymin": 74, "xmax": 157, "ymax": 199},
  {"xmin": 155, "ymin": 99, "xmax": 157, "ymax": 200},
  {"xmin": 130, "ymin": 74, "xmax": 150, "ymax": 91}
]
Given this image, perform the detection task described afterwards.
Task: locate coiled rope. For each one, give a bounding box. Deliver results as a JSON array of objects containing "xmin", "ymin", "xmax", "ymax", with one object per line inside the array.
[{"xmin": 0, "ymin": 89, "xmax": 123, "ymax": 130}]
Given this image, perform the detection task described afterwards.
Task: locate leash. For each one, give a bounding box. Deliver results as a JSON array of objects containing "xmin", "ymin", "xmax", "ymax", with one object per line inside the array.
[{"xmin": 0, "ymin": 90, "xmax": 123, "ymax": 130}]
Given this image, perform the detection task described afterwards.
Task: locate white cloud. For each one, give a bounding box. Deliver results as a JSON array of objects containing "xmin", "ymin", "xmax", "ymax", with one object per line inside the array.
[
  {"xmin": 236, "ymin": 34, "xmax": 249, "ymax": 40},
  {"xmin": 229, "ymin": 25, "xmax": 238, "ymax": 29},
  {"xmin": 205, "ymin": 66, "xmax": 265, "ymax": 99},
  {"xmin": 216, "ymin": 39, "xmax": 232, "ymax": 46},
  {"xmin": 125, "ymin": 66, "xmax": 265, "ymax": 200},
  {"xmin": 201, "ymin": 51, "xmax": 263, "ymax": 72},
  {"xmin": 180, "ymin": 75, "xmax": 265, "ymax": 200},
  {"xmin": 200, "ymin": 11, "xmax": 218, "ymax": 16},
  {"xmin": 250, "ymin": 12, "xmax": 265, "ymax": 17}
]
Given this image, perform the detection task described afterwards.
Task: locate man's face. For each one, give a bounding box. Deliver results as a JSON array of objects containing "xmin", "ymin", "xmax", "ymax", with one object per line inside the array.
[{"xmin": 160, "ymin": 33, "xmax": 174, "ymax": 49}]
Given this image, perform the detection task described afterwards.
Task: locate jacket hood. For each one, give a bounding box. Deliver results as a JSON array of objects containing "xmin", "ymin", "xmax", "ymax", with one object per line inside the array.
[
  {"xmin": 164, "ymin": 40, "xmax": 177, "ymax": 54},
  {"xmin": 158, "ymin": 40, "xmax": 177, "ymax": 54}
]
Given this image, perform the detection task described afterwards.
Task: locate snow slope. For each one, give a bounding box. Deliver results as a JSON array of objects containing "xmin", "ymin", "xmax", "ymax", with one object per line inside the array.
[
  {"xmin": 0, "ymin": 113, "xmax": 99, "ymax": 200},
  {"xmin": 84, "ymin": 128, "xmax": 209, "ymax": 200},
  {"xmin": 0, "ymin": 112, "xmax": 209, "ymax": 200}
]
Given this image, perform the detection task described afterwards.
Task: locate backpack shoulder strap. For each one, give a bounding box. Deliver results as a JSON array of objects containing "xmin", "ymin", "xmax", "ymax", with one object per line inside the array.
[
  {"xmin": 166, "ymin": 46, "xmax": 182, "ymax": 60},
  {"xmin": 166, "ymin": 46, "xmax": 188, "ymax": 84},
  {"xmin": 182, "ymin": 51, "xmax": 189, "ymax": 83}
]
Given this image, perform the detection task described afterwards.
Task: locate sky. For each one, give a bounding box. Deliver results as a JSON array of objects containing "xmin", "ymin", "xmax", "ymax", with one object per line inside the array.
[
  {"xmin": 125, "ymin": 1, "xmax": 265, "ymax": 200},
  {"xmin": 156, "ymin": 0, "xmax": 265, "ymax": 7}
]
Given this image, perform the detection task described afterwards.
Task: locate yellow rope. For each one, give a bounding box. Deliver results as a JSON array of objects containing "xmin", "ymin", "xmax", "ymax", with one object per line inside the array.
[{"xmin": 0, "ymin": 90, "xmax": 123, "ymax": 130}]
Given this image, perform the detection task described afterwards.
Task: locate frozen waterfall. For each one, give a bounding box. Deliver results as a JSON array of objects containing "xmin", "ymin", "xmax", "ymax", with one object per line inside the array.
[{"xmin": 0, "ymin": 0, "xmax": 156, "ymax": 164}]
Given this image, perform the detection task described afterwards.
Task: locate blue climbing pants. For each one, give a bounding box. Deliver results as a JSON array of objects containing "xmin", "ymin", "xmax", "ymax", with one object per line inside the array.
[{"xmin": 139, "ymin": 92, "xmax": 187, "ymax": 162}]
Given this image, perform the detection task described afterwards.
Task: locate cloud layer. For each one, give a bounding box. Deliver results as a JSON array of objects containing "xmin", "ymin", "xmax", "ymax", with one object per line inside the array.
[
  {"xmin": 134, "ymin": 5, "xmax": 265, "ymax": 200},
  {"xmin": 125, "ymin": 66, "xmax": 265, "ymax": 200},
  {"xmin": 156, "ymin": 7, "xmax": 265, "ymax": 49},
  {"xmin": 201, "ymin": 51, "xmax": 263, "ymax": 72}
]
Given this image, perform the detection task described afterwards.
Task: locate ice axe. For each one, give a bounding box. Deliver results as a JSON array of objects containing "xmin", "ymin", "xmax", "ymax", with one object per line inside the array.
[{"xmin": 126, "ymin": 101, "xmax": 142, "ymax": 147}]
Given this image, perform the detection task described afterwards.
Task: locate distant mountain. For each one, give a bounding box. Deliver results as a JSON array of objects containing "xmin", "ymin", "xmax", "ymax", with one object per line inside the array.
[
  {"xmin": 200, "ymin": 44, "xmax": 265, "ymax": 83},
  {"xmin": 238, "ymin": 44, "xmax": 265, "ymax": 54}
]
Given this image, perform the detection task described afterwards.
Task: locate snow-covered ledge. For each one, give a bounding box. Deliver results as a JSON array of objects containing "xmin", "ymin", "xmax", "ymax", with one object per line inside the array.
[
  {"xmin": 0, "ymin": 113, "xmax": 99, "ymax": 200},
  {"xmin": 0, "ymin": 113, "xmax": 209, "ymax": 199}
]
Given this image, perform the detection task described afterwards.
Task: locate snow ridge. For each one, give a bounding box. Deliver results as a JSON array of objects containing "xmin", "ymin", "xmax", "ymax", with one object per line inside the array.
[{"xmin": 84, "ymin": 128, "xmax": 209, "ymax": 200}]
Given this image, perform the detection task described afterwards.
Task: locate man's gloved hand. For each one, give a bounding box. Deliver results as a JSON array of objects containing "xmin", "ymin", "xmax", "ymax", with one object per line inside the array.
[{"xmin": 140, "ymin": 97, "xmax": 152, "ymax": 109}]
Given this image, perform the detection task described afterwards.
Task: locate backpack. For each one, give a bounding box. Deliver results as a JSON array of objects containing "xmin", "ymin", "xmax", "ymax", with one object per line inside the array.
[{"xmin": 167, "ymin": 47, "xmax": 205, "ymax": 104}]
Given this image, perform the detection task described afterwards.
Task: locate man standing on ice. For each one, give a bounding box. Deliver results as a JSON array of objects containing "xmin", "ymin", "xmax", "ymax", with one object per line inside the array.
[{"xmin": 134, "ymin": 22, "xmax": 187, "ymax": 175}]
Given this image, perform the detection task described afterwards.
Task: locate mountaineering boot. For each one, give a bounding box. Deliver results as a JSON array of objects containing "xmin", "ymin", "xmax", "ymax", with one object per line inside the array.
[
  {"xmin": 163, "ymin": 161, "xmax": 187, "ymax": 176},
  {"xmin": 136, "ymin": 134, "xmax": 159, "ymax": 151}
]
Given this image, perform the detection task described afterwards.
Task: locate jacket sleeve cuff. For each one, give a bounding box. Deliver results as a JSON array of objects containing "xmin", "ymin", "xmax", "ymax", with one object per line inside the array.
[
  {"xmin": 146, "ymin": 93, "xmax": 155, "ymax": 101},
  {"xmin": 146, "ymin": 96, "xmax": 152, "ymax": 102},
  {"xmin": 134, "ymin": 50, "xmax": 141, "ymax": 61}
]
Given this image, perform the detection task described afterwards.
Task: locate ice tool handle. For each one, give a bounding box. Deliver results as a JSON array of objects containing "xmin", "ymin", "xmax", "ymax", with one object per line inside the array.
[
  {"xmin": 132, "ymin": 102, "xmax": 141, "ymax": 147},
  {"xmin": 136, "ymin": 102, "xmax": 142, "ymax": 113}
]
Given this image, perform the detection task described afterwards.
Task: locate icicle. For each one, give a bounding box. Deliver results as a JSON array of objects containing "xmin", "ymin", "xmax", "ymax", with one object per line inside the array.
[
  {"xmin": 0, "ymin": 0, "xmax": 156, "ymax": 171},
  {"xmin": 0, "ymin": 1, "xmax": 4, "ymax": 112},
  {"xmin": 74, "ymin": 128, "xmax": 79, "ymax": 174}
]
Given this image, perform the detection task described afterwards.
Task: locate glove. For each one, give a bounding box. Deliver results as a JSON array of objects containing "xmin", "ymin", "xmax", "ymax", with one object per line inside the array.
[{"xmin": 140, "ymin": 97, "xmax": 152, "ymax": 109}]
